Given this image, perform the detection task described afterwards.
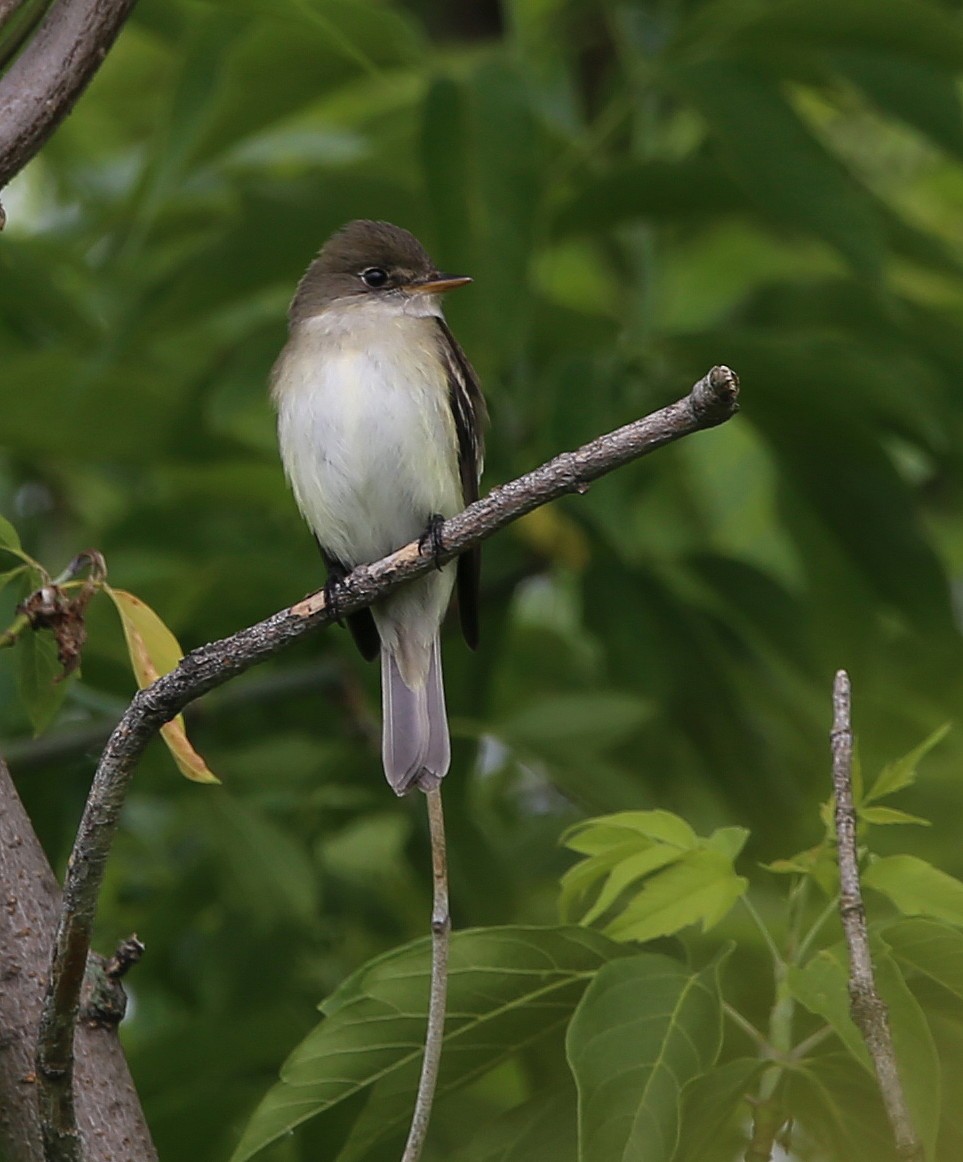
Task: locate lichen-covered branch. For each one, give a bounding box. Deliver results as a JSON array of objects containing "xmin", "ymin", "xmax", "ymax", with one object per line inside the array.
[
  {"xmin": 36, "ymin": 364, "xmax": 740, "ymax": 1153},
  {"xmin": 831, "ymin": 670, "xmax": 923, "ymax": 1162}
]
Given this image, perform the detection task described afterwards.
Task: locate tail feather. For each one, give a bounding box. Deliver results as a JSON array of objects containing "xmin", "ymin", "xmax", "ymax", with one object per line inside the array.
[
  {"xmin": 422, "ymin": 635, "xmax": 450, "ymax": 780},
  {"xmin": 381, "ymin": 635, "xmax": 450, "ymax": 795}
]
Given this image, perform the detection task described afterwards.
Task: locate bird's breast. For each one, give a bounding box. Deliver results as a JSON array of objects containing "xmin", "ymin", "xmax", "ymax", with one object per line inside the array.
[{"xmin": 273, "ymin": 311, "xmax": 462, "ymax": 566}]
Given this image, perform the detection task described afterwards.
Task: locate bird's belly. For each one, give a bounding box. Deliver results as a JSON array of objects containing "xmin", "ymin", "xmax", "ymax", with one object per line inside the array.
[{"xmin": 276, "ymin": 337, "xmax": 462, "ymax": 567}]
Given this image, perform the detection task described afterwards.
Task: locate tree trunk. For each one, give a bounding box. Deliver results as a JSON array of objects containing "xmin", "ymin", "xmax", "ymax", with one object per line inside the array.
[{"xmin": 0, "ymin": 757, "xmax": 157, "ymax": 1162}]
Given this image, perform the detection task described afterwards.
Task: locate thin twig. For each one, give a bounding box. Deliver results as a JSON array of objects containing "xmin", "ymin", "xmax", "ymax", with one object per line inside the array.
[
  {"xmin": 34, "ymin": 364, "xmax": 739, "ymax": 1154},
  {"xmin": 401, "ymin": 788, "xmax": 450, "ymax": 1162},
  {"xmin": 831, "ymin": 669, "xmax": 923, "ymax": 1162}
]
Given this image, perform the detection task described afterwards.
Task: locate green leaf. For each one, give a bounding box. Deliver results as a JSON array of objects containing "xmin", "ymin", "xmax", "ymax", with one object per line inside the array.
[
  {"xmin": 789, "ymin": 942, "xmax": 941, "ymax": 1158},
  {"xmin": 554, "ymin": 158, "xmax": 748, "ymax": 234},
  {"xmin": 726, "ymin": 0, "xmax": 963, "ymax": 70},
  {"xmin": 885, "ymin": 918, "xmax": 963, "ymax": 1002},
  {"xmin": 0, "ymin": 514, "xmax": 21, "ymax": 551},
  {"xmin": 566, "ymin": 952, "xmax": 727, "ymax": 1162},
  {"xmin": 17, "ymin": 628, "xmax": 67, "ymax": 735},
  {"xmin": 764, "ymin": 842, "xmax": 838, "ymax": 895},
  {"xmin": 501, "ymin": 692, "xmax": 651, "ymax": 753},
  {"xmin": 872, "ymin": 950, "xmax": 940, "ymax": 1161},
  {"xmin": 783, "ymin": 1055, "xmax": 901, "ymax": 1162},
  {"xmin": 577, "ymin": 845, "xmax": 689, "ymax": 927},
  {"xmin": 834, "ymin": 52, "xmax": 963, "ymax": 160},
  {"xmin": 0, "ymin": 352, "xmax": 183, "ymax": 459},
  {"xmin": 788, "ymin": 951, "xmax": 872, "ymax": 1070},
  {"xmin": 230, "ymin": 926, "xmax": 627, "ymax": 1162},
  {"xmin": 562, "ymin": 810, "xmax": 699, "ymax": 853},
  {"xmin": 705, "ymin": 826, "xmax": 750, "ymax": 860},
  {"xmin": 922, "ymin": 1009, "xmax": 963, "ymax": 1159},
  {"xmin": 858, "ymin": 806, "xmax": 930, "ymax": 827},
  {"xmin": 675, "ymin": 62, "xmax": 882, "ymax": 275},
  {"xmin": 561, "ymin": 813, "xmax": 747, "ymax": 941},
  {"xmin": 674, "ymin": 1057, "xmax": 764, "ymax": 1162},
  {"xmin": 421, "ymin": 75, "xmax": 472, "ymax": 268},
  {"xmin": 603, "ymin": 849, "xmax": 748, "ymax": 942},
  {"xmin": 0, "ymin": 565, "xmax": 28, "ymax": 594},
  {"xmin": 864, "ymin": 854, "xmax": 963, "ymax": 925},
  {"xmin": 865, "ymin": 723, "xmax": 950, "ymax": 804},
  {"xmin": 559, "ymin": 840, "xmax": 646, "ymax": 921},
  {"xmin": 469, "ymin": 60, "xmax": 540, "ymax": 354},
  {"xmin": 448, "ymin": 1090, "xmax": 577, "ymax": 1162},
  {"xmin": 203, "ymin": 796, "xmax": 319, "ymax": 930}
]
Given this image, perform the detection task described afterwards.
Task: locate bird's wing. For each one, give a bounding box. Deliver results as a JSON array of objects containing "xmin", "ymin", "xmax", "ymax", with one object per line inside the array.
[{"xmin": 435, "ymin": 316, "xmax": 487, "ymax": 649}]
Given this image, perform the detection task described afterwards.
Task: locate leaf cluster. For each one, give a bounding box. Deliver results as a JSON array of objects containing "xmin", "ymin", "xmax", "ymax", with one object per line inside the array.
[{"xmin": 230, "ymin": 729, "xmax": 963, "ymax": 1162}]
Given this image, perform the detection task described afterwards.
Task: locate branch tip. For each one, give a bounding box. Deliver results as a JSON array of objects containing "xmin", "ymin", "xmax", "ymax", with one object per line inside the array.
[{"xmin": 690, "ymin": 364, "xmax": 740, "ymax": 426}]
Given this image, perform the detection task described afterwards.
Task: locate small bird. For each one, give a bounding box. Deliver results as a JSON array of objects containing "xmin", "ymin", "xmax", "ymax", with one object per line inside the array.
[{"xmin": 271, "ymin": 220, "xmax": 486, "ymax": 794}]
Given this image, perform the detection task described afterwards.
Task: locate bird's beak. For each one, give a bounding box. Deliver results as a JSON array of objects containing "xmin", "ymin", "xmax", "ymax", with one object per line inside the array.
[{"xmin": 407, "ymin": 273, "xmax": 473, "ymax": 295}]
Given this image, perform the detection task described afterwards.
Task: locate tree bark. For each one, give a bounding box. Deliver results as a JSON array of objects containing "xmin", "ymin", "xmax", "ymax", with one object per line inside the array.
[
  {"xmin": 0, "ymin": 757, "xmax": 157, "ymax": 1161},
  {"xmin": 0, "ymin": 0, "xmax": 139, "ymax": 193}
]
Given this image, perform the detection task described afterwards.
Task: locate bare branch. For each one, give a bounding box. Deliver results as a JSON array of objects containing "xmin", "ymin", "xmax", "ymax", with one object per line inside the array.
[
  {"xmin": 36, "ymin": 364, "xmax": 739, "ymax": 1151},
  {"xmin": 831, "ymin": 670, "xmax": 923, "ymax": 1162},
  {"xmin": 0, "ymin": 0, "xmax": 138, "ymax": 193},
  {"xmin": 0, "ymin": 758, "xmax": 156, "ymax": 1162},
  {"xmin": 401, "ymin": 788, "xmax": 450, "ymax": 1162}
]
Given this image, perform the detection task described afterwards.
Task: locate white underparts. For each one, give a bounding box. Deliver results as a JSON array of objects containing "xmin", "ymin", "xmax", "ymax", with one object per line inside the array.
[{"xmin": 272, "ymin": 295, "xmax": 461, "ymax": 689}]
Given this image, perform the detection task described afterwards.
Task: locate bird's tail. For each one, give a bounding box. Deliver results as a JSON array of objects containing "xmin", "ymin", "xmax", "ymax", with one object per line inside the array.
[{"xmin": 380, "ymin": 633, "xmax": 450, "ymax": 795}]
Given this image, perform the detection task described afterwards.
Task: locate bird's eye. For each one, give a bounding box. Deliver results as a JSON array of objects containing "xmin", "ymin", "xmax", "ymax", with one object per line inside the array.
[{"xmin": 361, "ymin": 267, "xmax": 389, "ymax": 288}]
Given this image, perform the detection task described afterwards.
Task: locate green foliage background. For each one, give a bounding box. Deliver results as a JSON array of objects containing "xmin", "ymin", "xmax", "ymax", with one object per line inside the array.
[{"xmin": 3, "ymin": 0, "xmax": 963, "ymax": 1158}]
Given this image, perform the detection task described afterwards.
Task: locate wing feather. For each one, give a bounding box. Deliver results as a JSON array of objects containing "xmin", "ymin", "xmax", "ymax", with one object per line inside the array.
[{"xmin": 435, "ymin": 317, "xmax": 486, "ymax": 649}]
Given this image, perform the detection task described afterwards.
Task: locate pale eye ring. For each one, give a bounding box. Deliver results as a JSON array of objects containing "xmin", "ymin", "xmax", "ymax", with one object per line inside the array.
[{"xmin": 361, "ymin": 266, "xmax": 389, "ymax": 288}]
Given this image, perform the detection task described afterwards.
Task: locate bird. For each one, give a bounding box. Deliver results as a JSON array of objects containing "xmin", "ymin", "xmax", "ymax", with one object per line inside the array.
[{"xmin": 271, "ymin": 220, "xmax": 486, "ymax": 795}]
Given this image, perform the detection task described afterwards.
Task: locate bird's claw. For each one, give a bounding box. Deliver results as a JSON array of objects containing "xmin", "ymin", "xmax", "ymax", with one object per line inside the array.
[
  {"xmin": 323, "ymin": 572, "xmax": 347, "ymax": 626},
  {"xmin": 419, "ymin": 514, "xmax": 447, "ymax": 571}
]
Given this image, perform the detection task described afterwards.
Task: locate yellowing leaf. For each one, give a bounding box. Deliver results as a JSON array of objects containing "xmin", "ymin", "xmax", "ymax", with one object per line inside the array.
[
  {"xmin": 105, "ymin": 585, "xmax": 182, "ymax": 682},
  {"xmin": 159, "ymin": 719, "xmax": 220, "ymax": 785},
  {"xmin": 105, "ymin": 585, "xmax": 219, "ymax": 784}
]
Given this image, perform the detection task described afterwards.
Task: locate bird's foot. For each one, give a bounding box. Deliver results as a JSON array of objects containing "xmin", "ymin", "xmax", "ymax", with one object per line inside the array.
[
  {"xmin": 418, "ymin": 514, "xmax": 447, "ymax": 571},
  {"xmin": 323, "ymin": 571, "xmax": 347, "ymax": 627}
]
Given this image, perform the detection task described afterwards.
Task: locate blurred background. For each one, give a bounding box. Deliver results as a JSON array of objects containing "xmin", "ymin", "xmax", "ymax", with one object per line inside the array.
[{"xmin": 3, "ymin": 0, "xmax": 963, "ymax": 1157}]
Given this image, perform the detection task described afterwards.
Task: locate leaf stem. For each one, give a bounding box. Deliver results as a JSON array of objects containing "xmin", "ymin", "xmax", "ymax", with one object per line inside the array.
[
  {"xmin": 739, "ymin": 895, "xmax": 784, "ymax": 969},
  {"xmin": 789, "ymin": 1024, "xmax": 834, "ymax": 1061},
  {"xmin": 723, "ymin": 1002, "xmax": 770, "ymax": 1052},
  {"xmin": 795, "ymin": 895, "xmax": 839, "ymax": 965}
]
